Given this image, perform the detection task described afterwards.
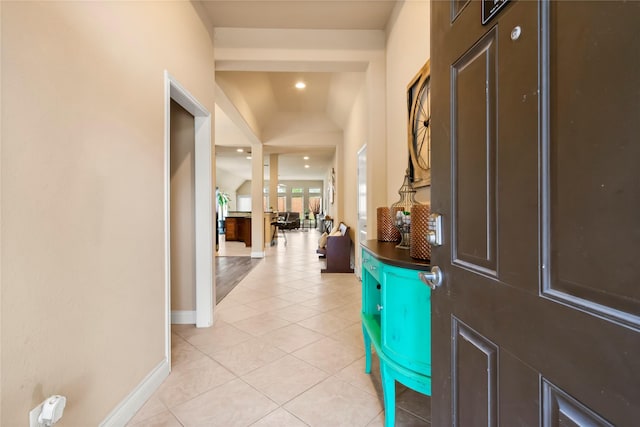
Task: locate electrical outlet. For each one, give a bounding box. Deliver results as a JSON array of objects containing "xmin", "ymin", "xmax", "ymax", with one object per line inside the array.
[{"xmin": 29, "ymin": 402, "xmax": 44, "ymax": 427}]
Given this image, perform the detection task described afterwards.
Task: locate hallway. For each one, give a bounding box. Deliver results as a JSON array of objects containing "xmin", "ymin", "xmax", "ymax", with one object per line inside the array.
[{"xmin": 128, "ymin": 230, "xmax": 431, "ymax": 426}]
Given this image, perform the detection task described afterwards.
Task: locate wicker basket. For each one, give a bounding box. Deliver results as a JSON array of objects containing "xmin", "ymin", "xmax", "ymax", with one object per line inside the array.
[
  {"xmin": 377, "ymin": 207, "xmax": 401, "ymax": 242},
  {"xmin": 410, "ymin": 204, "xmax": 431, "ymax": 261}
]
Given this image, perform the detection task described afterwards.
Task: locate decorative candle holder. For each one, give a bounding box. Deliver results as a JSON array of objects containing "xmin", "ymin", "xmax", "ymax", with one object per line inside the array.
[
  {"xmin": 377, "ymin": 207, "xmax": 401, "ymax": 242},
  {"xmin": 390, "ymin": 169, "xmax": 419, "ymax": 249},
  {"xmin": 410, "ymin": 204, "xmax": 431, "ymax": 261}
]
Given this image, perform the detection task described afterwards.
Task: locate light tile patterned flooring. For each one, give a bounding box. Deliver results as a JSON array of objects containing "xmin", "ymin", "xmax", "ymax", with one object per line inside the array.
[{"xmin": 128, "ymin": 230, "xmax": 431, "ymax": 426}]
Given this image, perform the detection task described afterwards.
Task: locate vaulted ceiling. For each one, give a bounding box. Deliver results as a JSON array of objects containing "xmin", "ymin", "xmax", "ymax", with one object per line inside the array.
[{"xmin": 199, "ymin": 0, "xmax": 399, "ymax": 182}]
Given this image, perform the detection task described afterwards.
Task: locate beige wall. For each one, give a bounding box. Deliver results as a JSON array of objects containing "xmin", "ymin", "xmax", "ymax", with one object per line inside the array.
[
  {"xmin": 326, "ymin": 155, "xmax": 339, "ymax": 220},
  {"xmin": 0, "ymin": 2, "xmax": 3, "ymax": 422},
  {"xmin": 170, "ymin": 101, "xmax": 196, "ymax": 312},
  {"xmin": 1, "ymin": 2, "xmax": 215, "ymax": 425},
  {"xmin": 341, "ymin": 58, "xmax": 387, "ymax": 271},
  {"xmin": 385, "ymin": 1, "xmax": 431, "ymax": 204},
  {"xmin": 215, "ymin": 163, "xmax": 245, "ymax": 212},
  {"xmin": 338, "ymin": 57, "xmax": 387, "ymax": 234},
  {"xmin": 336, "ymin": 1, "xmax": 429, "ymax": 271},
  {"xmin": 342, "ymin": 83, "xmax": 368, "ymax": 243}
]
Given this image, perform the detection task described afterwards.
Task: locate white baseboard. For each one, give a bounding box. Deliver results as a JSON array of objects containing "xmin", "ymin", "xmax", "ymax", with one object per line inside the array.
[
  {"xmin": 251, "ymin": 251, "xmax": 265, "ymax": 258},
  {"xmin": 100, "ymin": 359, "xmax": 170, "ymax": 427},
  {"xmin": 171, "ymin": 310, "xmax": 196, "ymax": 324}
]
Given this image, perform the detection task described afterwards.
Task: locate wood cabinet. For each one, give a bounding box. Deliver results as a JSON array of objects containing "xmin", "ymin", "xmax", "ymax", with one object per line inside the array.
[
  {"xmin": 225, "ymin": 217, "xmax": 239, "ymax": 240},
  {"xmin": 225, "ymin": 216, "xmax": 251, "ymax": 247},
  {"xmin": 361, "ymin": 240, "xmax": 431, "ymax": 427}
]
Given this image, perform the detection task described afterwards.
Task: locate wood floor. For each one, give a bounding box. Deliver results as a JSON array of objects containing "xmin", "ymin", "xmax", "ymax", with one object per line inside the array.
[{"xmin": 215, "ymin": 256, "xmax": 261, "ymax": 303}]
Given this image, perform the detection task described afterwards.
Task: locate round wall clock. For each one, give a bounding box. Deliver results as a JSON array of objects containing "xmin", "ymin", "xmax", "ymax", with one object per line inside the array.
[{"xmin": 408, "ymin": 60, "xmax": 431, "ymax": 187}]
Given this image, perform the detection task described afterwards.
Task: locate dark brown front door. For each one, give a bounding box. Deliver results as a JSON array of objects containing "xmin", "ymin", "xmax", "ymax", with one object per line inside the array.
[{"xmin": 430, "ymin": 1, "xmax": 639, "ymax": 425}]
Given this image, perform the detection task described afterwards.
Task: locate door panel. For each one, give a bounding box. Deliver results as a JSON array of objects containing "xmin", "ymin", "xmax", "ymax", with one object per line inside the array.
[
  {"xmin": 452, "ymin": 318, "xmax": 498, "ymax": 426},
  {"xmin": 452, "ymin": 28, "xmax": 497, "ymax": 274},
  {"xmin": 451, "ymin": 0, "xmax": 471, "ymax": 21},
  {"xmin": 542, "ymin": 1, "xmax": 640, "ymax": 326},
  {"xmin": 542, "ymin": 379, "xmax": 614, "ymax": 427},
  {"xmin": 431, "ymin": 1, "xmax": 640, "ymax": 426}
]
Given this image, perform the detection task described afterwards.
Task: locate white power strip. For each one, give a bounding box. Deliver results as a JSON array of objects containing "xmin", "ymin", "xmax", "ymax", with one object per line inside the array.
[
  {"xmin": 28, "ymin": 402, "xmax": 45, "ymax": 427},
  {"xmin": 29, "ymin": 395, "xmax": 66, "ymax": 427}
]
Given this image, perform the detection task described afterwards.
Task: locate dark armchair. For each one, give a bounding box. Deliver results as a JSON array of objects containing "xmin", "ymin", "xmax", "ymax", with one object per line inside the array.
[{"xmin": 279, "ymin": 212, "xmax": 300, "ymax": 230}]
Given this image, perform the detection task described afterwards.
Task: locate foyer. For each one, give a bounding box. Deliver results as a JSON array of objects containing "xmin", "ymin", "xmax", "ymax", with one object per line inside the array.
[{"xmin": 128, "ymin": 230, "xmax": 431, "ymax": 426}]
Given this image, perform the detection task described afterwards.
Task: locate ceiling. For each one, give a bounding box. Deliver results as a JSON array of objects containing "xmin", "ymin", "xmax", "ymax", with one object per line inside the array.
[
  {"xmin": 201, "ymin": 0, "xmax": 399, "ymax": 183},
  {"xmin": 200, "ymin": 1, "xmax": 397, "ymax": 31}
]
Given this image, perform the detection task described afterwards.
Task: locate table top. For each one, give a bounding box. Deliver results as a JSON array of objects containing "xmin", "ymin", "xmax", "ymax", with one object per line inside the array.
[{"xmin": 361, "ymin": 240, "xmax": 430, "ymax": 271}]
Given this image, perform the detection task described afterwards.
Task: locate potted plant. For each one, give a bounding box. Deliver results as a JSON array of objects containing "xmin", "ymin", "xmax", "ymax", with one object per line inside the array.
[{"xmin": 216, "ymin": 190, "xmax": 231, "ymax": 233}]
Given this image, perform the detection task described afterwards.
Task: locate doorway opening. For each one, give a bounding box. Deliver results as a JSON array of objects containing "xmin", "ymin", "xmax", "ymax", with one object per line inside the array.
[{"xmin": 164, "ymin": 72, "xmax": 214, "ymax": 366}]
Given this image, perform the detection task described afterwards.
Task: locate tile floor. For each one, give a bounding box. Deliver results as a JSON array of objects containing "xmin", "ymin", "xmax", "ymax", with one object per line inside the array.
[{"xmin": 128, "ymin": 230, "xmax": 431, "ymax": 426}]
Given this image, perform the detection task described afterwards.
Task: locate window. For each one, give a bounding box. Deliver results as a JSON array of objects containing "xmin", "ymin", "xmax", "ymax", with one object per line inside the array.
[
  {"xmin": 291, "ymin": 195, "xmax": 304, "ymax": 214},
  {"xmin": 291, "ymin": 188, "xmax": 304, "ymax": 194},
  {"xmin": 237, "ymin": 196, "xmax": 251, "ymax": 212},
  {"xmin": 309, "ymin": 188, "xmax": 321, "ymax": 194},
  {"xmin": 277, "ymin": 196, "xmax": 286, "ymax": 212}
]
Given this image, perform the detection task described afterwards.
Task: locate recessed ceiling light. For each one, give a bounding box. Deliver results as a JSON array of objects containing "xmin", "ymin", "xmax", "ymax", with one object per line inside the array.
[
  {"xmin": 295, "ymin": 81, "xmax": 306, "ymax": 89},
  {"xmin": 236, "ymin": 148, "xmax": 244, "ymax": 153},
  {"xmin": 303, "ymin": 156, "xmax": 310, "ymax": 160},
  {"xmin": 304, "ymin": 165, "xmax": 310, "ymax": 168},
  {"xmin": 246, "ymin": 156, "xmax": 252, "ymax": 160}
]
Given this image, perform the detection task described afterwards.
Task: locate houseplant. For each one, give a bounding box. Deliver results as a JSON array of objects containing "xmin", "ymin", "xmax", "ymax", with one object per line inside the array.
[{"xmin": 216, "ymin": 190, "xmax": 231, "ymax": 233}]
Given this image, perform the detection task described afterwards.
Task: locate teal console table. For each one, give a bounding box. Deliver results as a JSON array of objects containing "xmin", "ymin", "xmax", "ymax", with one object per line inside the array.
[{"xmin": 361, "ymin": 240, "xmax": 431, "ymax": 426}]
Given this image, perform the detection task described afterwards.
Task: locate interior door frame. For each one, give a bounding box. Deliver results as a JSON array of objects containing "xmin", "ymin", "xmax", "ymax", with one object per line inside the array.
[
  {"xmin": 164, "ymin": 71, "xmax": 214, "ymax": 364},
  {"xmin": 356, "ymin": 144, "xmax": 368, "ymax": 279}
]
